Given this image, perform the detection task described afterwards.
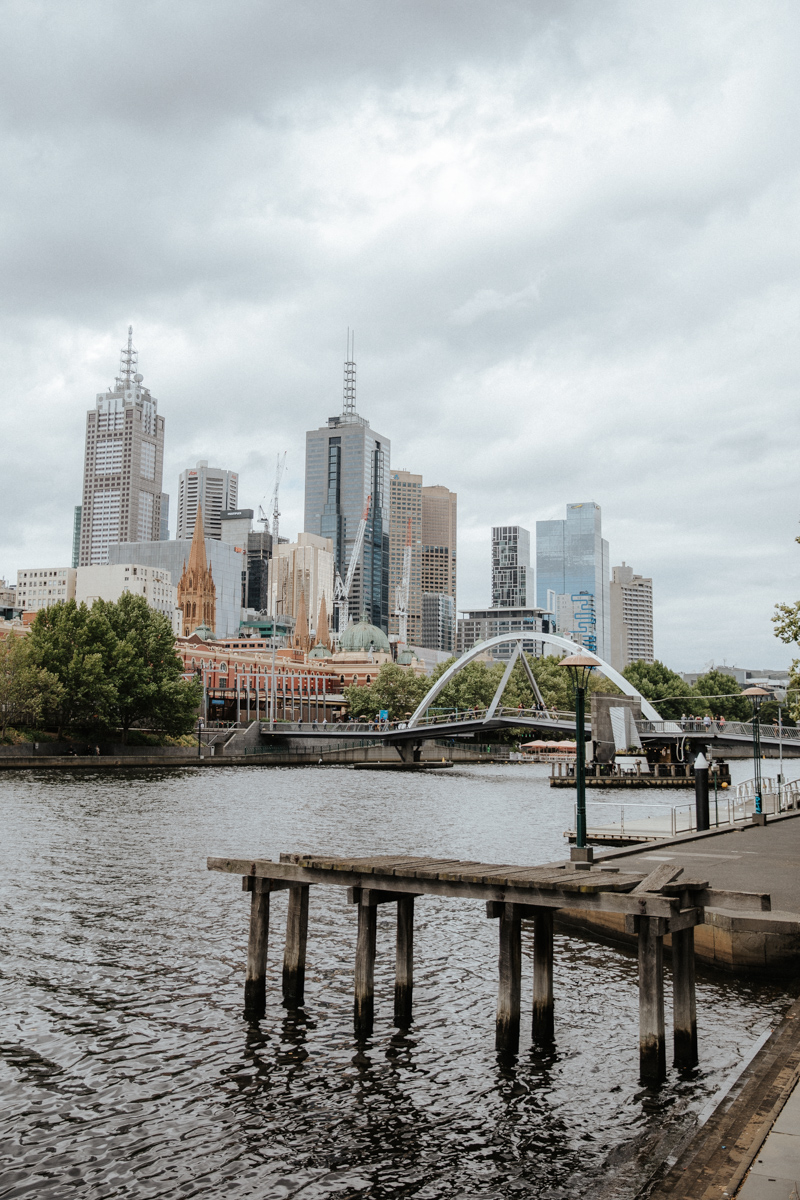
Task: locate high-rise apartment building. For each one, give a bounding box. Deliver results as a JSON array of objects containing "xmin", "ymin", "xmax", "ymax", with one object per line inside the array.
[
  {"xmin": 303, "ymin": 338, "xmax": 390, "ymax": 632},
  {"xmin": 609, "ymin": 563, "xmax": 654, "ymax": 671},
  {"xmin": 492, "ymin": 526, "xmax": 530, "ymax": 607},
  {"xmin": 420, "ymin": 485, "xmax": 457, "ymax": 651},
  {"xmin": 16, "ymin": 567, "xmax": 77, "ymax": 611},
  {"xmin": 388, "ymin": 470, "xmax": 422, "ymax": 645},
  {"xmin": 176, "ymin": 461, "xmax": 238, "ymax": 542},
  {"xmin": 536, "ymin": 502, "xmax": 610, "ymax": 660},
  {"xmin": 78, "ymin": 328, "xmax": 165, "ymax": 566},
  {"xmin": 267, "ymin": 533, "xmax": 335, "ymax": 633}
]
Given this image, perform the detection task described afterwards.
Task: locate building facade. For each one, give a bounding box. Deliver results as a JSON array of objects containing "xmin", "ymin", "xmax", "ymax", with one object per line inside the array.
[
  {"xmin": 388, "ymin": 470, "xmax": 422, "ymax": 645},
  {"xmin": 456, "ymin": 606, "xmax": 554, "ymax": 660},
  {"xmin": 75, "ymin": 564, "xmax": 182, "ymax": 634},
  {"xmin": 491, "ymin": 526, "xmax": 530, "ymax": 608},
  {"xmin": 78, "ymin": 328, "xmax": 165, "ymax": 566},
  {"xmin": 16, "ymin": 567, "xmax": 77, "ymax": 612},
  {"xmin": 267, "ymin": 533, "xmax": 335, "ymax": 637},
  {"xmin": 303, "ymin": 345, "xmax": 390, "ymax": 632},
  {"xmin": 176, "ymin": 461, "xmax": 238, "ymax": 541},
  {"xmin": 536, "ymin": 502, "xmax": 610, "ymax": 660},
  {"xmin": 421, "ymin": 485, "xmax": 457, "ymax": 651},
  {"xmin": 177, "ymin": 511, "xmax": 216, "ymax": 635},
  {"xmin": 107, "ymin": 537, "xmax": 243, "ymax": 636},
  {"xmin": 72, "ymin": 506, "xmax": 82, "ymax": 568},
  {"xmin": 609, "ymin": 563, "xmax": 654, "ymax": 670}
]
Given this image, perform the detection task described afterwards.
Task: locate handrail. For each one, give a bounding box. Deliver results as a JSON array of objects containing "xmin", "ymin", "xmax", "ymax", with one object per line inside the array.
[{"xmin": 636, "ymin": 719, "xmax": 800, "ymax": 741}]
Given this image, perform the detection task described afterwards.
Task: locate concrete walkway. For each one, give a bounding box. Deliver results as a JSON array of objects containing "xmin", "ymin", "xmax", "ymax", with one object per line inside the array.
[{"xmin": 738, "ymin": 1079, "xmax": 800, "ymax": 1198}]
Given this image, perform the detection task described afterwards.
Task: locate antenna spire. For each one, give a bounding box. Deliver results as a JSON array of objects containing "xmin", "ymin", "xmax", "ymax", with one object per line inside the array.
[
  {"xmin": 118, "ymin": 325, "xmax": 138, "ymax": 388},
  {"xmin": 343, "ymin": 327, "xmax": 356, "ymax": 417}
]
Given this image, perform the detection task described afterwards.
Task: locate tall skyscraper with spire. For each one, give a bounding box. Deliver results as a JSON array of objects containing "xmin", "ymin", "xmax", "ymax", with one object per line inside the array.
[
  {"xmin": 303, "ymin": 333, "xmax": 390, "ymax": 632},
  {"xmin": 78, "ymin": 328, "xmax": 166, "ymax": 566}
]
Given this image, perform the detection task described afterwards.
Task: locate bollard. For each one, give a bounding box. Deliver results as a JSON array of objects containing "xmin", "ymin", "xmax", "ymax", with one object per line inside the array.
[{"xmin": 694, "ymin": 752, "xmax": 709, "ymax": 831}]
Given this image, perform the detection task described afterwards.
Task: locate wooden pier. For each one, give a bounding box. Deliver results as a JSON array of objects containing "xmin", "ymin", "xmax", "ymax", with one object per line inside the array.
[{"xmin": 208, "ymin": 852, "xmax": 769, "ymax": 1085}]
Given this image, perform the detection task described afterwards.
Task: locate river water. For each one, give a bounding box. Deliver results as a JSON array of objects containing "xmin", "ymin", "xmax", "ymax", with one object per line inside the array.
[{"xmin": 0, "ymin": 762, "xmax": 796, "ymax": 1200}]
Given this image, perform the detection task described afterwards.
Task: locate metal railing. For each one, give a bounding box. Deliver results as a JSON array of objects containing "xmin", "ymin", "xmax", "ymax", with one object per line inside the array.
[{"xmin": 636, "ymin": 719, "xmax": 800, "ymax": 741}]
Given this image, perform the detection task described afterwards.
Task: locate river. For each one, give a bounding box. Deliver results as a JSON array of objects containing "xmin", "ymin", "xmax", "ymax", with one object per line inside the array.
[{"xmin": 0, "ymin": 761, "xmax": 796, "ymax": 1199}]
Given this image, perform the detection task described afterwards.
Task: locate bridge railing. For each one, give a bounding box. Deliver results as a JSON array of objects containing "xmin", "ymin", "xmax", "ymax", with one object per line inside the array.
[
  {"xmin": 414, "ymin": 706, "xmax": 577, "ymax": 728},
  {"xmin": 636, "ymin": 719, "xmax": 800, "ymax": 741}
]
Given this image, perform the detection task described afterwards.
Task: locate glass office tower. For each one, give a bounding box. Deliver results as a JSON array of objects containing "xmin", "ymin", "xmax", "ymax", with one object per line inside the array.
[
  {"xmin": 303, "ymin": 345, "xmax": 390, "ymax": 632},
  {"xmin": 536, "ymin": 502, "xmax": 610, "ymax": 660}
]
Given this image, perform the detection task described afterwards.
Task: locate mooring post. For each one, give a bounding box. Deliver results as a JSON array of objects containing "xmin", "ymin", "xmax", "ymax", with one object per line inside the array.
[
  {"xmin": 638, "ymin": 916, "xmax": 666, "ymax": 1084},
  {"xmin": 496, "ymin": 902, "xmax": 522, "ymax": 1053},
  {"xmin": 671, "ymin": 926, "xmax": 698, "ymax": 1068},
  {"xmin": 354, "ymin": 900, "xmax": 378, "ymax": 1038},
  {"xmin": 394, "ymin": 895, "xmax": 414, "ymax": 1027},
  {"xmin": 532, "ymin": 906, "xmax": 555, "ymax": 1043},
  {"xmin": 282, "ymin": 884, "xmax": 310, "ymax": 1008},
  {"xmin": 244, "ymin": 877, "xmax": 271, "ymax": 1018}
]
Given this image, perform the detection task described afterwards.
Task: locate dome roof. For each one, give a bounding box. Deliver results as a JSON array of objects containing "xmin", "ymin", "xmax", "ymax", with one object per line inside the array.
[
  {"xmin": 308, "ymin": 642, "xmax": 332, "ymax": 659},
  {"xmin": 397, "ymin": 649, "xmax": 415, "ymax": 665},
  {"xmin": 338, "ymin": 613, "xmax": 391, "ymax": 654}
]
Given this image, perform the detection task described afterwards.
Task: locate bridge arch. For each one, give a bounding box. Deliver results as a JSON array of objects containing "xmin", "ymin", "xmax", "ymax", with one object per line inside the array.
[{"xmin": 406, "ymin": 632, "xmax": 660, "ymax": 727}]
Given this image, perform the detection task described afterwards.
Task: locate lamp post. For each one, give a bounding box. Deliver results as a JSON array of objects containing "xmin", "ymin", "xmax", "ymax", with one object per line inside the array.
[
  {"xmin": 773, "ymin": 688, "xmax": 787, "ymax": 812},
  {"xmin": 560, "ymin": 652, "xmax": 598, "ymax": 862},
  {"xmin": 197, "ymin": 718, "xmax": 204, "ymax": 758},
  {"xmin": 742, "ymin": 686, "xmax": 770, "ymax": 822}
]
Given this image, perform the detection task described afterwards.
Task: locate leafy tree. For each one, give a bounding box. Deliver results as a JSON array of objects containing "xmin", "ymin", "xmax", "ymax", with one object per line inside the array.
[
  {"xmin": 26, "ymin": 600, "xmax": 120, "ymax": 734},
  {"xmin": 93, "ymin": 594, "xmax": 202, "ymax": 739},
  {"xmin": 622, "ymin": 660, "xmax": 693, "ymax": 720},
  {"xmin": 774, "ymin": 596, "xmax": 800, "ymax": 721},
  {"xmin": 690, "ymin": 669, "xmax": 750, "ymax": 721},
  {"xmin": 344, "ymin": 662, "xmax": 427, "ymax": 721},
  {"xmin": 758, "ymin": 700, "xmax": 796, "ymax": 728},
  {"xmin": 0, "ymin": 635, "xmax": 63, "ymax": 736}
]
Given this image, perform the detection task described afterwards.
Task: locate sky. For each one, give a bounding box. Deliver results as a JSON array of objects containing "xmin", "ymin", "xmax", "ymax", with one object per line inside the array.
[{"xmin": 1, "ymin": 0, "xmax": 798, "ymax": 672}]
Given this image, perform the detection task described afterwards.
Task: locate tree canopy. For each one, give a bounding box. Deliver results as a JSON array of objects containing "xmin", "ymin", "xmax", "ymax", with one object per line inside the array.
[
  {"xmin": 0, "ymin": 635, "xmax": 63, "ymax": 736},
  {"xmin": 691, "ymin": 669, "xmax": 749, "ymax": 721},
  {"xmin": 622, "ymin": 660, "xmax": 693, "ymax": 719}
]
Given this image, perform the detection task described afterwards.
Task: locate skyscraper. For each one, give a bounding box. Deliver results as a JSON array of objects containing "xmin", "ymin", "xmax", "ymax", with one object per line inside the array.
[
  {"xmin": 78, "ymin": 328, "xmax": 165, "ymax": 566},
  {"xmin": 491, "ymin": 526, "xmax": 530, "ymax": 607},
  {"xmin": 609, "ymin": 563, "xmax": 654, "ymax": 670},
  {"xmin": 304, "ymin": 336, "xmax": 390, "ymax": 632},
  {"xmin": 536, "ymin": 502, "xmax": 610, "ymax": 660},
  {"xmin": 420, "ymin": 484, "xmax": 457, "ymax": 651},
  {"xmin": 176, "ymin": 461, "xmax": 238, "ymax": 541},
  {"xmin": 389, "ymin": 470, "xmax": 422, "ymax": 645}
]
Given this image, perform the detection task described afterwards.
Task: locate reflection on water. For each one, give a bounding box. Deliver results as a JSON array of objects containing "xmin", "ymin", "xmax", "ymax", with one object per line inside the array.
[{"xmin": 0, "ymin": 763, "xmax": 794, "ymax": 1199}]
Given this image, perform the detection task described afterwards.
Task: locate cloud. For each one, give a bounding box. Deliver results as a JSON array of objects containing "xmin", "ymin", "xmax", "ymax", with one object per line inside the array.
[{"xmin": 1, "ymin": 0, "xmax": 799, "ymax": 669}]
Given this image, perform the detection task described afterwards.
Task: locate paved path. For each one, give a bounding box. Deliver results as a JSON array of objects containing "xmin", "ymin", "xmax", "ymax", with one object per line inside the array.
[{"xmin": 739, "ymin": 1078, "xmax": 800, "ymax": 1198}]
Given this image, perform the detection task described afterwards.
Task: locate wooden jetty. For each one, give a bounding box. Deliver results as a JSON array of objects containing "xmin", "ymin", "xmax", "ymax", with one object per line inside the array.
[{"xmin": 207, "ymin": 852, "xmax": 770, "ymax": 1085}]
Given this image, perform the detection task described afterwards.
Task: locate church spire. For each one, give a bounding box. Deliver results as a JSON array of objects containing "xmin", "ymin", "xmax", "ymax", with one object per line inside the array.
[{"xmin": 188, "ymin": 503, "xmax": 208, "ymax": 574}]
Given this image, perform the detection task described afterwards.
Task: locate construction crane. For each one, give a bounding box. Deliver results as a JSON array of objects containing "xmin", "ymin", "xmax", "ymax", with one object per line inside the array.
[
  {"xmin": 269, "ymin": 452, "xmax": 287, "ymax": 544},
  {"xmin": 393, "ymin": 517, "xmax": 412, "ymax": 645},
  {"xmin": 334, "ymin": 494, "xmax": 371, "ymax": 636}
]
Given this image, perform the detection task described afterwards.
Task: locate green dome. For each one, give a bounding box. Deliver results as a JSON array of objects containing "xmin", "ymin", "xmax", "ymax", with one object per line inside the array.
[
  {"xmin": 308, "ymin": 642, "xmax": 332, "ymax": 659},
  {"xmin": 338, "ymin": 613, "xmax": 391, "ymax": 654},
  {"xmin": 397, "ymin": 649, "xmax": 415, "ymax": 665}
]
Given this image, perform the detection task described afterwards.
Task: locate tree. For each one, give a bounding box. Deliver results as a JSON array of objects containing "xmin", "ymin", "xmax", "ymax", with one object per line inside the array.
[
  {"xmin": 344, "ymin": 662, "xmax": 427, "ymax": 721},
  {"xmin": 774, "ymin": 597, "xmax": 800, "ymax": 722},
  {"xmin": 690, "ymin": 669, "xmax": 750, "ymax": 721},
  {"xmin": 26, "ymin": 600, "xmax": 120, "ymax": 734},
  {"xmin": 622, "ymin": 660, "xmax": 693, "ymax": 720},
  {"xmin": 0, "ymin": 635, "xmax": 63, "ymax": 736}
]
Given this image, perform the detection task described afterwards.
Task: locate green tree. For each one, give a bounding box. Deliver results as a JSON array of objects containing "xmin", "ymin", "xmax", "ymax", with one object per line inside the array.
[
  {"xmin": 26, "ymin": 600, "xmax": 120, "ymax": 734},
  {"xmin": 774, "ymin": 597, "xmax": 800, "ymax": 721},
  {"xmin": 94, "ymin": 594, "xmax": 202, "ymax": 739},
  {"xmin": 690, "ymin": 669, "xmax": 750, "ymax": 721},
  {"xmin": 344, "ymin": 662, "xmax": 427, "ymax": 722},
  {"xmin": 622, "ymin": 659, "xmax": 693, "ymax": 720},
  {"xmin": 0, "ymin": 635, "xmax": 63, "ymax": 737}
]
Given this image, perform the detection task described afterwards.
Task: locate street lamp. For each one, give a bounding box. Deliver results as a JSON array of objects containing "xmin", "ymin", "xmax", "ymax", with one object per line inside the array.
[
  {"xmin": 742, "ymin": 686, "xmax": 770, "ymax": 819},
  {"xmin": 197, "ymin": 718, "xmax": 205, "ymax": 758},
  {"xmin": 560, "ymin": 652, "xmax": 598, "ymax": 861}
]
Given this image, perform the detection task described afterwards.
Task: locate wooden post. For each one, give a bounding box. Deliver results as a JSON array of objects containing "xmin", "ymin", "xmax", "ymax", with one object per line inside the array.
[
  {"xmin": 283, "ymin": 884, "xmax": 310, "ymax": 1008},
  {"xmin": 354, "ymin": 901, "xmax": 377, "ymax": 1037},
  {"xmin": 496, "ymin": 902, "xmax": 522, "ymax": 1053},
  {"xmin": 638, "ymin": 916, "xmax": 666, "ymax": 1084},
  {"xmin": 394, "ymin": 895, "xmax": 414, "ymax": 1027},
  {"xmin": 672, "ymin": 927, "xmax": 698, "ymax": 1068},
  {"xmin": 532, "ymin": 907, "xmax": 554, "ymax": 1042},
  {"xmin": 245, "ymin": 878, "xmax": 270, "ymax": 1018}
]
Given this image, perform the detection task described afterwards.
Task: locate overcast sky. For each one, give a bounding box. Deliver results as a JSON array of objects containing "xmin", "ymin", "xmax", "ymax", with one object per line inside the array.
[{"xmin": 1, "ymin": 0, "xmax": 798, "ymax": 671}]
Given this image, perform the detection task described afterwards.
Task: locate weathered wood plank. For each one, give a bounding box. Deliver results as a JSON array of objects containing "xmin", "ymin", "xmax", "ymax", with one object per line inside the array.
[
  {"xmin": 532, "ymin": 907, "xmax": 554, "ymax": 1043},
  {"xmin": 696, "ymin": 888, "xmax": 771, "ymax": 912},
  {"xmin": 354, "ymin": 903, "xmax": 377, "ymax": 1037},
  {"xmin": 496, "ymin": 903, "xmax": 522, "ymax": 1053},
  {"xmin": 282, "ymin": 885, "xmax": 309, "ymax": 1008},
  {"xmin": 245, "ymin": 877, "xmax": 270, "ymax": 1019},
  {"xmin": 672, "ymin": 926, "xmax": 698, "ymax": 1069},
  {"xmin": 638, "ymin": 916, "xmax": 666, "ymax": 1084},
  {"xmin": 395, "ymin": 896, "xmax": 414, "ymax": 1028},
  {"xmin": 632, "ymin": 864, "xmax": 684, "ymax": 894}
]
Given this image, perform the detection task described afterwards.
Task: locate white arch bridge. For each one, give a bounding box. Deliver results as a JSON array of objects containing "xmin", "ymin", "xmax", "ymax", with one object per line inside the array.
[{"xmin": 257, "ymin": 633, "xmax": 798, "ymax": 759}]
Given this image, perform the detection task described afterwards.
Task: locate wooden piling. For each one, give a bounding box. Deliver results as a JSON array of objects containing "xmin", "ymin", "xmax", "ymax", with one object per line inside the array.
[
  {"xmin": 671, "ymin": 926, "xmax": 698, "ymax": 1068},
  {"xmin": 638, "ymin": 916, "xmax": 666, "ymax": 1084},
  {"xmin": 496, "ymin": 902, "xmax": 522, "ymax": 1053},
  {"xmin": 245, "ymin": 878, "xmax": 270, "ymax": 1018},
  {"xmin": 394, "ymin": 895, "xmax": 414, "ymax": 1027},
  {"xmin": 532, "ymin": 906, "xmax": 555, "ymax": 1042},
  {"xmin": 282, "ymin": 884, "xmax": 310, "ymax": 1008},
  {"xmin": 354, "ymin": 902, "xmax": 378, "ymax": 1037}
]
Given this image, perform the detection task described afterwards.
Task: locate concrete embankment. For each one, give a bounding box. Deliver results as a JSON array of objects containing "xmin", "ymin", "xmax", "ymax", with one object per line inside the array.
[
  {"xmin": 641, "ymin": 994, "xmax": 800, "ymax": 1199},
  {"xmin": 556, "ymin": 811, "xmax": 800, "ymax": 974}
]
